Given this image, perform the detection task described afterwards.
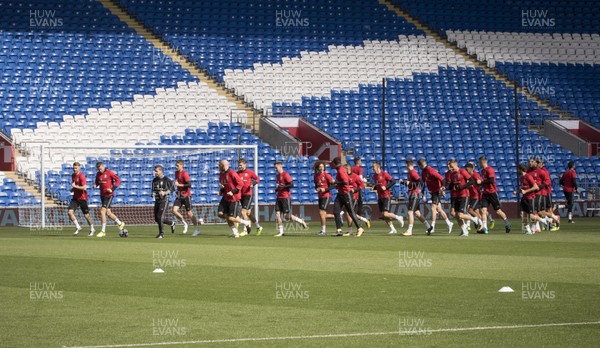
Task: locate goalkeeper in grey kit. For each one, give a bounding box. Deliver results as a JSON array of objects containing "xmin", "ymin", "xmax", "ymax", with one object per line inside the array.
[{"xmin": 152, "ymin": 165, "xmax": 176, "ymax": 238}]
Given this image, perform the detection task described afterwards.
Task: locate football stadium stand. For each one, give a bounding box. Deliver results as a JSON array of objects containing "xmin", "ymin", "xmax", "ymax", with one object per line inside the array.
[
  {"xmin": 1, "ymin": 0, "xmax": 598, "ymax": 209},
  {"xmin": 1, "ymin": 0, "xmax": 197, "ymax": 136},
  {"xmin": 115, "ymin": 0, "xmax": 424, "ymax": 80},
  {"xmin": 0, "ymin": 171, "xmax": 23, "ymax": 207},
  {"xmin": 393, "ymin": 0, "xmax": 600, "ymax": 127}
]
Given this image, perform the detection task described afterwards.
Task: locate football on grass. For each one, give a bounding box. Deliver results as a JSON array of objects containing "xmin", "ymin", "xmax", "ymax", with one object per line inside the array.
[{"xmin": 119, "ymin": 229, "xmax": 129, "ymax": 238}]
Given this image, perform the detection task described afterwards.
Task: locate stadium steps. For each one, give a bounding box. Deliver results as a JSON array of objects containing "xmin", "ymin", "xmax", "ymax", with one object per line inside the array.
[
  {"xmin": 380, "ymin": 0, "xmax": 562, "ymax": 118},
  {"xmin": 2, "ymin": 171, "xmax": 57, "ymax": 207},
  {"xmin": 96, "ymin": 0, "xmax": 261, "ymax": 133}
]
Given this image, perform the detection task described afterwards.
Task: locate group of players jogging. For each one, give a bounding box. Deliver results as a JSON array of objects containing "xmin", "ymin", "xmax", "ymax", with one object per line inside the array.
[
  {"xmin": 67, "ymin": 158, "xmax": 262, "ymax": 238},
  {"xmin": 66, "ymin": 154, "xmax": 578, "ymax": 238}
]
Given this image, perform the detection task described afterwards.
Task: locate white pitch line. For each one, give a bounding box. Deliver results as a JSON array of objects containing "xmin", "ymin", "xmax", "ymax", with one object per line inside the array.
[{"xmin": 62, "ymin": 320, "xmax": 600, "ymax": 348}]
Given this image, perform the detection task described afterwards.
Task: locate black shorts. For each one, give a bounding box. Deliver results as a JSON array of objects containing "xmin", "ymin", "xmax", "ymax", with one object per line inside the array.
[
  {"xmin": 520, "ymin": 199, "xmax": 534, "ymax": 214},
  {"xmin": 101, "ymin": 196, "xmax": 114, "ymax": 209},
  {"xmin": 430, "ymin": 192, "xmax": 442, "ymax": 205},
  {"xmin": 218, "ymin": 198, "xmax": 240, "ymax": 217},
  {"xmin": 534, "ymin": 195, "xmax": 545, "ymax": 211},
  {"xmin": 407, "ymin": 194, "xmax": 420, "ymax": 212},
  {"xmin": 240, "ymin": 195, "xmax": 253, "ymax": 210},
  {"xmin": 468, "ymin": 198, "xmax": 480, "ymax": 210},
  {"xmin": 318, "ymin": 197, "xmax": 331, "ymax": 211},
  {"xmin": 481, "ymin": 193, "xmax": 501, "ymax": 211},
  {"xmin": 68, "ymin": 199, "xmax": 90, "ymax": 214},
  {"xmin": 378, "ymin": 198, "xmax": 391, "ymax": 213},
  {"xmin": 452, "ymin": 197, "xmax": 469, "ymax": 214},
  {"xmin": 544, "ymin": 194, "xmax": 552, "ymax": 210},
  {"xmin": 173, "ymin": 196, "xmax": 192, "ymax": 211},
  {"xmin": 275, "ymin": 197, "xmax": 291, "ymax": 214}
]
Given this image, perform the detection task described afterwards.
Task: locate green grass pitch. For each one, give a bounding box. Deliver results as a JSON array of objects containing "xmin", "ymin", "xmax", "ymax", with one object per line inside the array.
[{"xmin": 1, "ymin": 219, "xmax": 600, "ymax": 347}]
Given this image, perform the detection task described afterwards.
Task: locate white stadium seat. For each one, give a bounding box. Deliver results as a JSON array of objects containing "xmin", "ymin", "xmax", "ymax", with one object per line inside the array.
[
  {"xmin": 13, "ymin": 81, "xmax": 242, "ymax": 178},
  {"xmin": 224, "ymin": 35, "xmax": 470, "ymax": 111},
  {"xmin": 447, "ymin": 30, "xmax": 600, "ymax": 66}
]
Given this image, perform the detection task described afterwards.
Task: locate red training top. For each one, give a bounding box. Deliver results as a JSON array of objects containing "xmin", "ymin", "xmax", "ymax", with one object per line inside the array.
[
  {"xmin": 314, "ymin": 171, "xmax": 334, "ymax": 199},
  {"xmin": 219, "ymin": 169, "xmax": 243, "ymax": 202},
  {"xmin": 275, "ymin": 171, "xmax": 293, "ymax": 199},
  {"xmin": 71, "ymin": 171, "xmax": 88, "ymax": 200},
  {"xmin": 421, "ymin": 165, "xmax": 444, "ymax": 194},
  {"xmin": 561, "ymin": 168, "xmax": 577, "ymax": 193},
  {"xmin": 527, "ymin": 167, "xmax": 543, "ymax": 196},
  {"xmin": 449, "ymin": 168, "xmax": 471, "ymax": 198},
  {"xmin": 349, "ymin": 172, "xmax": 364, "ymax": 200},
  {"xmin": 480, "ymin": 166, "xmax": 498, "ymax": 194},
  {"xmin": 373, "ymin": 171, "xmax": 393, "ymax": 199},
  {"xmin": 539, "ymin": 167, "xmax": 552, "ymax": 195},
  {"xmin": 469, "ymin": 171, "xmax": 483, "ymax": 200},
  {"xmin": 406, "ymin": 168, "xmax": 421, "ymax": 195},
  {"xmin": 95, "ymin": 169, "xmax": 120, "ymax": 197},
  {"xmin": 351, "ymin": 165, "xmax": 363, "ymax": 178},
  {"xmin": 238, "ymin": 168, "xmax": 260, "ymax": 196},
  {"xmin": 175, "ymin": 169, "xmax": 192, "ymax": 197},
  {"xmin": 336, "ymin": 166, "xmax": 352, "ymax": 195},
  {"xmin": 520, "ymin": 173, "xmax": 537, "ymax": 200}
]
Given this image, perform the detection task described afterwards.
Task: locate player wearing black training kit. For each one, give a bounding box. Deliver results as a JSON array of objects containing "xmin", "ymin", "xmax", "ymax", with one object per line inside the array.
[{"xmin": 152, "ymin": 165, "xmax": 176, "ymax": 239}]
